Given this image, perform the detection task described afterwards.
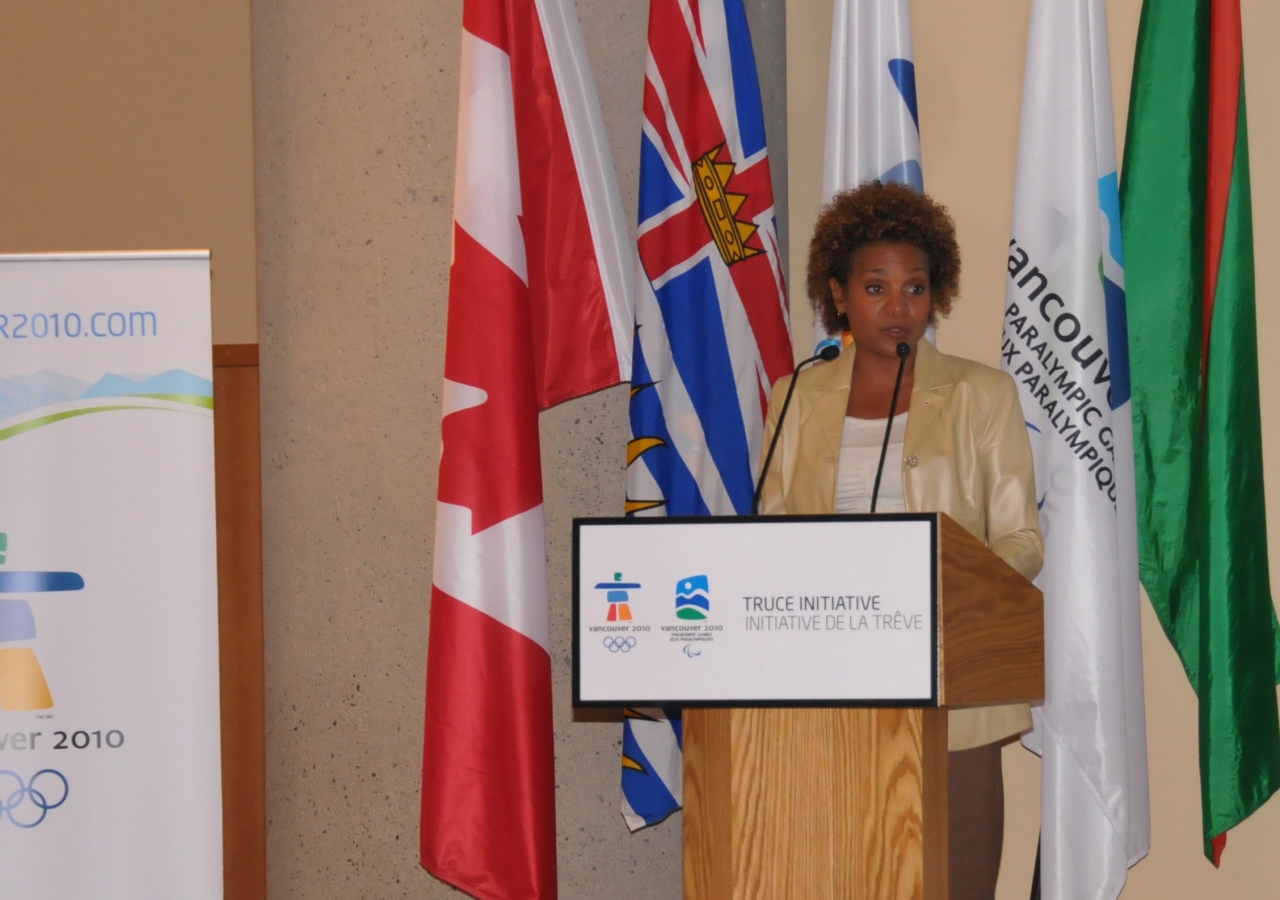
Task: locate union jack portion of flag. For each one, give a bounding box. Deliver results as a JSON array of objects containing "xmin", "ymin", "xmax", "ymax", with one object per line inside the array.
[{"xmin": 621, "ymin": 0, "xmax": 790, "ymax": 830}]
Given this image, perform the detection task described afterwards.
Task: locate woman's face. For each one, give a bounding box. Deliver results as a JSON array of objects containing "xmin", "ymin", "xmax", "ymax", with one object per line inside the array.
[{"xmin": 830, "ymin": 242, "xmax": 933, "ymax": 361}]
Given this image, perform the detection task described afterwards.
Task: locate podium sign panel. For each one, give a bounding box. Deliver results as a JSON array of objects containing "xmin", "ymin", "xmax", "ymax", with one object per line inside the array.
[{"xmin": 573, "ymin": 515, "xmax": 937, "ymax": 706}]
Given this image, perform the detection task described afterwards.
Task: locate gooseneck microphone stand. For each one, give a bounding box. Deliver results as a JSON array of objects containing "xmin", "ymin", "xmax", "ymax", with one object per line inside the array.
[
  {"xmin": 869, "ymin": 341, "xmax": 912, "ymax": 513},
  {"xmin": 751, "ymin": 343, "xmax": 841, "ymax": 515}
]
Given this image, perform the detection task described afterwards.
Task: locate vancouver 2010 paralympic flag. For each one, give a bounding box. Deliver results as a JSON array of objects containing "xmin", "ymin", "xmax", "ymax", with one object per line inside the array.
[
  {"xmin": 619, "ymin": 0, "xmax": 792, "ymax": 830},
  {"xmin": 1002, "ymin": 1, "xmax": 1150, "ymax": 897},
  {"xmin": 420, "ymin": 0, "xmax": 632, "ymax": 895},
  {"xmin": 1122, "ymin": 0, "xmax": 1280, "ymax": 866}
]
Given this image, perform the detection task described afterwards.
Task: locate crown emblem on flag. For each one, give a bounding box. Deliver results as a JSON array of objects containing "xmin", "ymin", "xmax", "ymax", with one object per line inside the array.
[{"xmin": 692, "ymin": 145, "xmax": 760, "ymax": 266}]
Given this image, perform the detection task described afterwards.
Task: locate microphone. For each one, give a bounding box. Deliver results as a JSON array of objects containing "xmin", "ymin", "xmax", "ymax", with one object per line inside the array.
[
  {"xmin": 870, "ymin": 342, "xmax": 912, "ymax": 513},
  {"xmin": 752, "ymin": 343, "xmax": 841, "ymax": 515}
]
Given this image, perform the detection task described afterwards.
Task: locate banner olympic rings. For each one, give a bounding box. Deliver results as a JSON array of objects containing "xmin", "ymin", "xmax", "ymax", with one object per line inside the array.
[
  {"xmin": 0, "ymin": 769, "xmax": 68, "ymax": 828},
  {"xmin": 602, "ymin": 636, "xmax": 636, "ymax": 652}
]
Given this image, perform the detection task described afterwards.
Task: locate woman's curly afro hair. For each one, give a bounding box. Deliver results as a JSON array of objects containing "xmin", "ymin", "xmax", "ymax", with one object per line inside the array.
[{"xmin": 806, "ymin": 181, "xmax": 961, "ymax": 334}]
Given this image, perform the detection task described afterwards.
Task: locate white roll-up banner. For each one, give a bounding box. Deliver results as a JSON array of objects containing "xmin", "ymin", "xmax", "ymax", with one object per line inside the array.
[{"xmin": 0, "ymin": 253, "xmax": 222, "ymax": 897}]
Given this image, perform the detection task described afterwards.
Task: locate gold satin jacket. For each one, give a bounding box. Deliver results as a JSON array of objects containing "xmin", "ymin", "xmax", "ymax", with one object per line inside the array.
[{"xmin": 759, "ymin": 338, "xmax": 1044, "ymax": 750}]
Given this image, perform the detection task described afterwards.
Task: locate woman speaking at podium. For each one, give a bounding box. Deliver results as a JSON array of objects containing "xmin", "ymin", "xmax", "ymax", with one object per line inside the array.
[{"xmin": 758, "ymin": 182, "xmax": 1043, "ymax": 900}]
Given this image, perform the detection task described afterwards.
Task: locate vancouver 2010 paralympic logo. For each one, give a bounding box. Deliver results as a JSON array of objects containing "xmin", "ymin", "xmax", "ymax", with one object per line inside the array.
[
  {"xmin": 0, "ymin": 769, "xmax": 68, "ymax": 828},
  {"xmin": 602, "ymin": 636, "xmax": 636, "ymax": 653}
]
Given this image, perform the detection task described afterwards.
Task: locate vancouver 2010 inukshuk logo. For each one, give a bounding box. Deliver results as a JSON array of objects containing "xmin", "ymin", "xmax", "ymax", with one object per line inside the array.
[
  {"xmin": 0, "ymin": 533, "xmax": 85, "ymax": 711},
  {"xmin": 595, "ymin": 572, "xmax": 641, "ymax": 622}
]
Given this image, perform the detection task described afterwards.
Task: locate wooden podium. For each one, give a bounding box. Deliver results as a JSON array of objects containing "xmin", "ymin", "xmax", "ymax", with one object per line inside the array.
[
  {"xmin": 681, "ymin": 516, "xmax": 1043, "ymax": 900},
  {"xmin": 572, "ymin": 512, "xmax": 1043, "ymax": 900}
]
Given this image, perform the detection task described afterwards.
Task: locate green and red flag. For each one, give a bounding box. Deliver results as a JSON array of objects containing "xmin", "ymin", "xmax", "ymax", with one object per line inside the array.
[{"xmin": 1121, "ymin": 0, "xmax": 1280, "ymax": 866}]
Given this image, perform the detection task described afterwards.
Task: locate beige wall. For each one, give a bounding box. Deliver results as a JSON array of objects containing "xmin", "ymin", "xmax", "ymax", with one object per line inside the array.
[
  {"xmin": 0, "ymin": 1, "xmax": 258, "ymax": 345},
  {"xmin": 787, "ymin": 1, "xmax": 1280, "ymax": 897}
]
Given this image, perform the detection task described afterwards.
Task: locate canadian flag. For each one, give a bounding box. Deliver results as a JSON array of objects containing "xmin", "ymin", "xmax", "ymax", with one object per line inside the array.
[{"xmin": 421, "ymin": 0, "xmax": 633, "ymax": 897}]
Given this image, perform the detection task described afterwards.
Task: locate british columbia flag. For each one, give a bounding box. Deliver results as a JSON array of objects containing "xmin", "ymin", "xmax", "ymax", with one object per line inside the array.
[{"xmin": 620, "ymin": 0, "xmax": 791, "ymax": 830}]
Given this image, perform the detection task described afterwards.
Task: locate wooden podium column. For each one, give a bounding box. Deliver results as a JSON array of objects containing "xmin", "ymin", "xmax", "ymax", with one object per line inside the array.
[{"xmin": 683, "ymin": 707, "xmax": 948, "ymax": 900}]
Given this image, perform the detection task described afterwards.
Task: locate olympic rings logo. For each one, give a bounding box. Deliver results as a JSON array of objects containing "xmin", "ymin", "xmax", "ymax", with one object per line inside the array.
[
  {"xmin": 0, "ymin": 769, "xmax": 68, "ymax": 828},
  {"xmin": 602, "ymin": 636, "xmax": 637, "ymax": 652}
]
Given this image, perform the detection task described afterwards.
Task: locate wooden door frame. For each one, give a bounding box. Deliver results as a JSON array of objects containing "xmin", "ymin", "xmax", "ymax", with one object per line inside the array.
[{"xmin": 213, "ymin": 343, "xmax": 265, "ymax": 900}]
